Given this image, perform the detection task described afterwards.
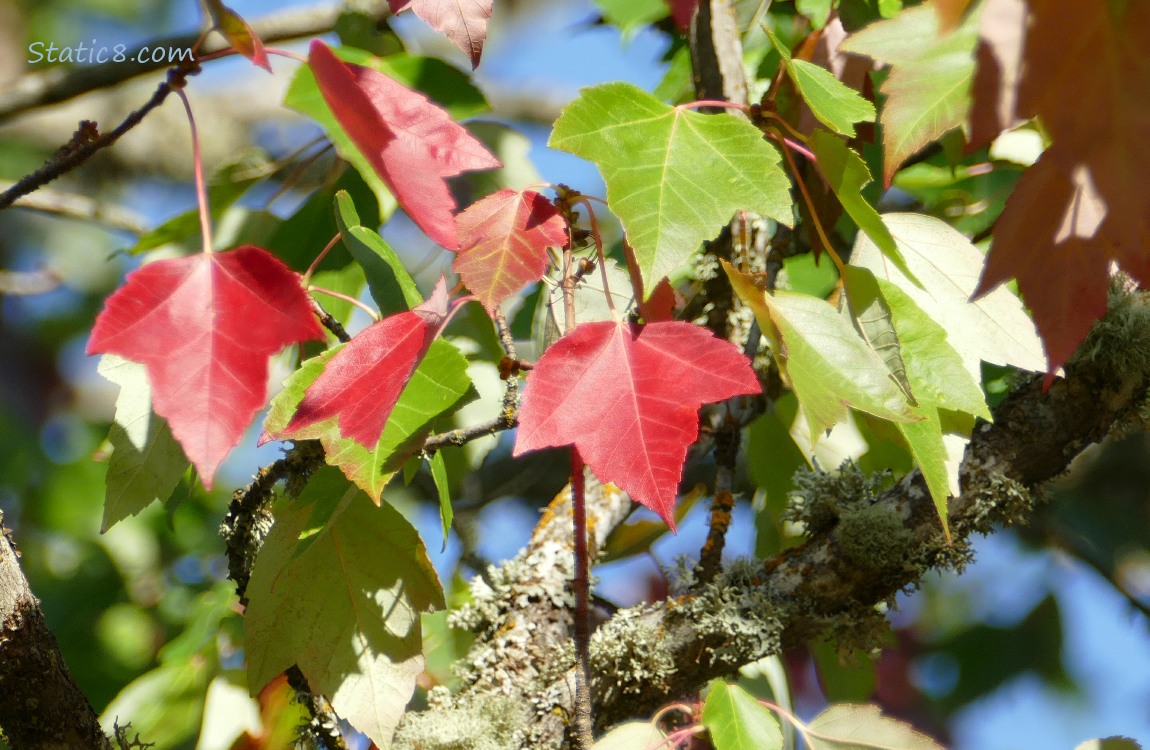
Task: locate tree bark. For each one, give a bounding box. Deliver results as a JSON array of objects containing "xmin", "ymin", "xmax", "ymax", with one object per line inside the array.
[
  {"xmin": 0, "ymin": 512, "xmax": 112, "ymax": 750},
  {"xmin": 392, "ymin": 293, "xmax": 1150, "ymax": 748}
]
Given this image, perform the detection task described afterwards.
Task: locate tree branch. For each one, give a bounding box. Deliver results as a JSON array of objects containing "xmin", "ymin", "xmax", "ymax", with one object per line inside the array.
[
  {"xmin": 0, "ymin": 510, "xmax": 114, "ymax": 749},
  {"xmin": 0, "ymin": 4, "xmax": 382, "ymax": 125},
  {"xmin": 395, "ymin": 292, "xmax": 1150, "ymax": 748}
]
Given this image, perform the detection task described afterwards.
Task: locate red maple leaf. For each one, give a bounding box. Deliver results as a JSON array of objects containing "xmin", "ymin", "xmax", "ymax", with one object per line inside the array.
[
  {"xmin": 276, "ymin": 280, "xmax": 450, "ymax": 447},
  {"xmin": 513, "ymin": 321, "xmax": 761, "ymax": 528},
  {"xmin": 308, "ymin": 40, "xmax": 501, "ymax": 249},
  {"xmin": 973, "ymin": 0, "xmax": 1150, "ymax": 377},
  {"xmin": 454, "ymin": 189, "xmax": 567, "ymax": 313},
  {"xmin": 667, "ymin": 0, "xmax": 699, "ymax": 32},
  {"xmin": 88, "ymin": 246, "xmax": 325, "ymax": 486},
  {"xmin": 389, "ymin": 0, "xmax": 493, "ymax": 69}
]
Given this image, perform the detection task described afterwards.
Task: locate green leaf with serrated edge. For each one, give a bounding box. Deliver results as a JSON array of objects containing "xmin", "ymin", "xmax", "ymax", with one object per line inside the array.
[
  {"xmin": 840, "ymin": 3, "xmax": 980, "ymax": 184},
  {"xmin": 97, "ymin": 355, "xmax": 189, "ymax": 532},
  {"xmin": 726, "ymin": 262, "xmax": 916, "ymax": 444},
  {"xmin": 244, "ymin": 466, "xmax": 444, "ymax": 747},
  {"xmin": 809, "ymin": 131, "xmax": 916, "ymax": 285},
  {"xmin": 430, "ymin": 450, "xmax": 451, "ymax": 549},
  {"xmin": 805, "ymin": 703, "xmax": 944, "ymax": 749},
  {"xmin": 592, "ymin": 721, "xmax": 666, "ymax": 749},
  {"xmin": 264, "ymin": 339, "xmax": 474, "ymax": 502},
  {"xmin": 840, "ymin": 265, "xmax": 915, "ymax": 406},
  {"xmin": 702, "ymin": 680, "xmax": 784, "ymax": 750},
  {"xmin": 1074, "ymin": 739, "xmax": 1144, "ymax": 750},
  {"xmin": 334, "ymin": 191, "xmax": 422, "ymax": 316},
  {"xmin": 878, "ymin": 276, "xmax": 989, "ymax": 537},
  {"xmin": 284, "ymin": 47, "xmax": 488, "ymax": 217},
  {"xmin": 766, "ymin": 29, "xmax": 874, "ymax": 138},
  {"xmin": 851, "ymin": 213, "xmax": 1045, "ymax": 381},
  {"xmin": 550, "ymin": 82, "xmax": 792, "ymax": 297}
]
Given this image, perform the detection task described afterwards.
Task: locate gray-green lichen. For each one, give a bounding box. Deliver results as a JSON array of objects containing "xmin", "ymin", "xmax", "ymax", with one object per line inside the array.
[
  {"xmin": 959, "ymin": 465, "xmax": 1037, "ymax": 535},
  {"xmin": 392, "ymin": 692, "xmax": 527, "ymax": 750},
  {"xmin": 787, "ymin": 461, "xmax": 890, "ymax": 535},
  {"xmin": 675, "ymin": 559, "xmax": 785, "ymax": 663},
  {"xmin": 589, "ymin": 605, "xmax": 677, "ymax": 704},
  {"xmin": 836, "ymin": 504, "xmax": 917, "ymax": 577}
]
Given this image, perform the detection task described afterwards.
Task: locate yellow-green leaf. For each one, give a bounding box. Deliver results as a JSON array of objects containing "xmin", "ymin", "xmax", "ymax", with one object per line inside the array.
[{"xmin": 550, "ymin": 82, "xmax": 792, "ymax": 296}]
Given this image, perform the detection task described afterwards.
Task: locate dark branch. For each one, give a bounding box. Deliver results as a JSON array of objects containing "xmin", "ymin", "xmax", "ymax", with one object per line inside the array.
[
  {"xmin": 0, "ymin": 511, "xmax": 114, "ymax": 749},
  {"xmin": 0, "ymin": 5, "xmax": 383, "ymax": 125},
  {"xmin": 0, "ymin": 66, "xmax": 195, "ymax": 211}
]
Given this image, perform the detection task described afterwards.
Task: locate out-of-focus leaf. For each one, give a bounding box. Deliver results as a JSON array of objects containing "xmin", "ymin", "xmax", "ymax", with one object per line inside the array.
[
  {"xmin": 592, "ymin": 721, "xmax": 667, "ymax": 749},
  {"xmin": 806, "ymin": 703, "xmax": 944, "ymax": 749},
  {"xmin": 97, "ymin": 355, "xmax": 188, "ymax": 531}
]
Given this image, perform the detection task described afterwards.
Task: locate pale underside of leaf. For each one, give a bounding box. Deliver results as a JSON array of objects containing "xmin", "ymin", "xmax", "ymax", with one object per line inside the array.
[{"xmin": 851, "ymin": 213, "xmax": 1045, "ymax": 380}]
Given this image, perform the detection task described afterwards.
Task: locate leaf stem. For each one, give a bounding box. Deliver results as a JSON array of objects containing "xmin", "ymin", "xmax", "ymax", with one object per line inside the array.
[
  {"xmin": 307, "ymin": 285, "xmax": 380, "ymax": 322},
  {"xmin": 678, "ymin": 99, "xmax": 749, "ymax": 112},
  {"xmin": 174, "ymin": 87, "xmax": 213, "ymax": 254},
  {"xmin": 572, "ymin": 195, "xmax": 616, "ymax": 319},
  {"xmin": 302, "ymin": 232, "xmax": 342, "ymax": 286},
  {"xmin": 780, "ymin": 139, "xmax": 846, "ymax": 275},
  {"xmin": 570, "ymin": 449, "xmax": 595, "ymax": 749}
]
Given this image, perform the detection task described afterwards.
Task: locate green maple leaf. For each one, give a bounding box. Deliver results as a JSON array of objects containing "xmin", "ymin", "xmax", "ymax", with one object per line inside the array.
[
  {"xmin": 550, "ymin": 82, "xmax": 792, "ymax": 296},
  {"xmin": 263, "ymin": 339, "xmax": 475, "ymax": 502},
  {"xmin": 98, "ymin": 354, "xmax": 189, "ymax": 531},
  {"xmin": 877, "ymin": 277, "xmax": 990, "ymax": 537},
  {"xmin": 767, "ymin": 29, "xmax": 875, "ymax": 138},
  {"xmin": 841, "ymin": 2, "xmax": 981, "ymax": 184},
  {"xmin": 702, "ymin": 680, "xmax": 784, "ymax": 750},
  {"xmin": 810, "ymin": 130, "xmax": 915, "ymax": 283},
  {"xmin": 245, "ymin": 466, "xmax": 443, "ymax": 747},
  {"xmin": 726, "ymin": 262, "xmax": 916, "ymax": 443}
]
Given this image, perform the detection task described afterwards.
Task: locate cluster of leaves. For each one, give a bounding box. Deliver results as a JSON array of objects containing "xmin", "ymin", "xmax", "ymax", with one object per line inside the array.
[{"xmin": 70, "ymin": 0, "xmax": 1150, "ymax": 747}]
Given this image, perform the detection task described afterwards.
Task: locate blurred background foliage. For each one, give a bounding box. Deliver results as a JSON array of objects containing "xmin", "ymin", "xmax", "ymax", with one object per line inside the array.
[{"xmin": 0, "ymin": 0, "xmax": 1147, "ymax": 748}]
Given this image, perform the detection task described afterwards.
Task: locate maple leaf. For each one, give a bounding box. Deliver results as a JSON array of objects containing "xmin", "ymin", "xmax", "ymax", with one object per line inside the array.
[
  {"xmin": 281, "ymin": 280, "xmax": 449, "ymax": 448},
  {"xmin": 668, "ymin": 0, "xmax": 698, "ymax": 31},
  {"xmin": 389, "ymin": 0, "xmax": 493, "ymax": 69},
  {"xmin": 454, "ymin": 189, "xmax": 568, "ymax": 313},
  {"xmin": 88, "ymin": 246, "xmax": 325, "ymax": 487},
  {"xmin": 245, "ymin": 467, "xmax": 443, "ymax": 747},
  {"xmin": 974, "ymin": 0, "xmax": 1150, "ymax": 376},
  {"xmin": 841, "ymin": 2, "xmax": 980, "ymax": 184},
  {"xmin": 308, "ymin": 40, "xmax": 501, "ymax": 249},
  {"xmin": 513, "ymin": 321, "xmax": 761, "ymax": 527},
  {"xmin": 550, "ymin": 82, "xmax": 792, "ymax": 296}
]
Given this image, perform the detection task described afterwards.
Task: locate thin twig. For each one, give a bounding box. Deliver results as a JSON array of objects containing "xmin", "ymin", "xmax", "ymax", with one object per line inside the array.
[
  {"xmin": 0, "ymin": 183, "xmax": 149, "ymax": 234},
  {"xmin": 0, "ymin": 5, "xmax": 380, "ymax": 124},
  {"xmin": 309, "ymin": 297, "xmax": 351, "ymax": 343},
  {"xmin": 570, "ymin": 453, "xmax": 595, "ymax": 748},
  {"xmin": 0, "ymin": 66, "xmax": 196, "ymax": 211},
  {"xmin": 695, "ymin": 427, "xmax": 741, "ymax": 586}
]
